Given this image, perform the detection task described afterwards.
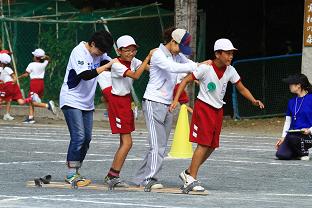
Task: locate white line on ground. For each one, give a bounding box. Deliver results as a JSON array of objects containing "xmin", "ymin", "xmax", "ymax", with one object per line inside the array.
[{"xmin": 0, "ymin": 195, "xmax": 189, "ymax": 208}]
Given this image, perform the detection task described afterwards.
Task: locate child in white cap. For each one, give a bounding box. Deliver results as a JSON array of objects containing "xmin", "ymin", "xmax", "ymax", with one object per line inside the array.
[
  {"xmin": 0, "ymin": 53, "xmax": 42, "ymax": 110},
  {"xmin": 18, "ymin": 48, "xmax": 56, "ymax": 124},
  {"xmin": 170, "ymin": 38, "xmax": 264, "ymax": 192},
  {"xmin": 103, "ymin": 35, "xmax": 155, "ymax": 189},
  {"xmin": 0, "ymin": 50, "xmax": 14, "ymax": 120}
]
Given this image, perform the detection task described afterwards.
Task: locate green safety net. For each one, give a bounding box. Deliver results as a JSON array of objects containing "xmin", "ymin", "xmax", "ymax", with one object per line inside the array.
[{"xmin": 0, "ymin": 1, "xmax": 174, "ymax": 105}]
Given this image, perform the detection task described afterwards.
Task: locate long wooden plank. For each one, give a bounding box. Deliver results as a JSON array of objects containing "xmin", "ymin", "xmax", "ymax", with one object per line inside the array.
[{"xmin": 26, "ymin": 181, "xmax": 208, "ymax": 195}]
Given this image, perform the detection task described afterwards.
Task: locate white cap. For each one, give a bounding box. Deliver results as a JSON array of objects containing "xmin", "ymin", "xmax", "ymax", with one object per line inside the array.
[
  {"xmin": 0, "ymin": 53, "xmax": 11, "ymax": 64},
  {"xmin": 32, "ymin": 48, "xmax": 45, "ymax": 57},
  {"xmin": 214, "ymin": 38, "xmax": 237, "ymax": 51},
  {"xmin": 171, "ymin": 28, "xmax": 192, "ymax": 55},
  {"xmin": 116, "ymin": 35, "xmax": 137, "ymax": 49}
]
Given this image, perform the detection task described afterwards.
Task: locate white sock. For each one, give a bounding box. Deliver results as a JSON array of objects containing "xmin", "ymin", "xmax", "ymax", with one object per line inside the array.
[{"xmin": 67, "ymin": 168, "xmax": 77, "ymax": 176}]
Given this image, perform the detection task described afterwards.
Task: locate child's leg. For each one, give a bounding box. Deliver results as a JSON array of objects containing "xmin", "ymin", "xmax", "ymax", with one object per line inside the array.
[
  {"xmin": 32, "ymin": 102, "xmax": 48, "ymax": 108},
  {"xmin": 186, "ymin": 105, "xmax": 193, "ymax": 114},
  {"xmin": 28, "ymin": 103, "xmax": 35, "ymax": 118},
  {"xmin": 188, "ymin": 144, "xmax": 214, "ymax": 179},
  {"xmin": 108, "ymin": 133, "xmax": 133, "ymax": 176},
  {"xmin": 5, "ymin": 101, "xmax": 11, "ymax": 114},
  {"xmin": 276, "ymin": 138, "xmax": 293, "ymax": 160}
]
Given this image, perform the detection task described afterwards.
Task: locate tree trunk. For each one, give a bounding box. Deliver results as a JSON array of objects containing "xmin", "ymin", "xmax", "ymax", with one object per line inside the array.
[{"xmin": 175, "ymin": 0, "xmax": 198, "ymax": 107}]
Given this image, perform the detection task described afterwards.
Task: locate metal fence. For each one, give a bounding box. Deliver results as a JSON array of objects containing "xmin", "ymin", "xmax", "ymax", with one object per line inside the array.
[
  {"xmin": 232, "ymin": 53, "xmax": 302, "ymax": 119},
  {"xmin": 0, "ymin": 2, "xmax": 173, "ymax": 105}
]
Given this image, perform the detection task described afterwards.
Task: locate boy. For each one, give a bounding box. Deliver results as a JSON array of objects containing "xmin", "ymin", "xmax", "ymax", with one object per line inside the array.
[
  {"xmin": 104, "ymin": 35, "xmax": 154, "ymax": 189},
  {"xmin": 170, "ymin": 38, "xmax": 264, "ymax": 192}
]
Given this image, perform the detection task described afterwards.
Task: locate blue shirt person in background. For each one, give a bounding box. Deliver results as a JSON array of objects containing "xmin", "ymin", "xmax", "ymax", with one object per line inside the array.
[{"xmin": 275, "ymin": 74, "xmax": 312, "ymax": 160}]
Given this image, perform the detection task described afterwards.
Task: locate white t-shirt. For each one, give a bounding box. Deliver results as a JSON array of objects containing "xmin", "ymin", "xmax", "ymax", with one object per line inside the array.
[
  {"xmin": 97, "ymin": 71, "xmax": 112, "ymax": 90},
  {"xmin": 59, "ymin": 41, "xmax": 111, "ymax": 110},
  {"xmin": 193, "ymin": 64, "xmax": 240, "ymax": 109},
  {"xmin": 143, "ymin": 44, "xmax": 197, "ymax": 105},
  {"xmin": 0, "ymin": 66, "xmax": 14, "ymax": 83},
  {"xmin": 176, "ymin": 73, "xmax": 188, "ymax": 84},
  {"xmin": 111, "ymin": 57, "xmax": 142, "ymax": 96},
  {"xmin": 25, "ymin": 60, "xmax": 49, "ymax": 79}
]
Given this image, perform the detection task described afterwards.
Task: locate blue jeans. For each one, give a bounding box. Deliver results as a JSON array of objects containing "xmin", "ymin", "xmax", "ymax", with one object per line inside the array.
[{"xmin": 62, "ymin": 106, "xmax": 93, "ymax": 168}]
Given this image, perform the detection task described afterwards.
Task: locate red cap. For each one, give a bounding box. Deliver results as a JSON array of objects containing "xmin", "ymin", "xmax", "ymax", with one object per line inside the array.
[{"xmin": 0, "ymin": 50, "xmax": 12, "ymax": 55}]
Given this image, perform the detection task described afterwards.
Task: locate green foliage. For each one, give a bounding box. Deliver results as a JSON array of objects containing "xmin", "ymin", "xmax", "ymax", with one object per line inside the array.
[{"xmin": 38, "ymin": 25, "xmax": 78, "ymax": 102}]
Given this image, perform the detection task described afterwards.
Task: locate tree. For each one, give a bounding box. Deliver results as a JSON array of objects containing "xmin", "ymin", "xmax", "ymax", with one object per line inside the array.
[{"xmin": 175, "ymin": 0, "xmax": 198, "ymax": 107}]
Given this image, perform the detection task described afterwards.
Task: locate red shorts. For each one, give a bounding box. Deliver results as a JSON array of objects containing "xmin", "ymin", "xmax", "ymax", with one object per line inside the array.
[
  {"xmin": 0, "ymin": 83, "xmax": 5, "ymax": 99},
  {"xmin": 189, "ymin": 99, "xmax": 223, "ymax": 148},
  {"xmin": 173, "ymin": 84, "xmax": 189, "ymax": 104},
  {"xmin": 28, "ymin": 79, "xmax": 44, "ymax": 98},
  {"xmin": 3, "ymin": 81, "xmax": 23, "ymax": 101},
  {"xmin": 107, "ymin": 92, "xmax": 134, "ymax": 134},
  {"xmin": 102, "ymin": 86, "xmax": 112, "ymax": 102}
]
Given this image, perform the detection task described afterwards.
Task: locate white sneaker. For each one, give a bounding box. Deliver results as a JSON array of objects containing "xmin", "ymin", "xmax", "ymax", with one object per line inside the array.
[
  {"xmin": 179, "ymin": 170, "xmax": 205, "ymax": 192},
  {"xmin": 48, "ymin": 100, "xmax": 57, "ymax": 115},
  {"xmin": 31, "ymin": 93, "xmax": 41, "ymax": 103},
  {"xmin": 300, "ymin": 156, "xmax": 310, "ymax": 161},
  {"xmin": 3, "ymin": 113, "xmax": 14, "ymax": 121},
  {"xmin": 141, "ymin": 178, "xmax": 164, "ymax": 189}
]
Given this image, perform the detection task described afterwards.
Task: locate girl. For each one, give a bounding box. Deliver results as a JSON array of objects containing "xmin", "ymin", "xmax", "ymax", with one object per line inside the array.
[
  {"xmin": 132, "ymin": 27, "xmax": 211, "ymax": 190},
  {"xmin": 104, "ymin": 35, "xmax": 154, "ymax": 188},
  {"xmin": 0, "ymin": 49, "xmax": 14, "ymax": 120},
  {"xmin": 0, "ymin": 53, "xmax": 42, "ymax": 111},
  {"xmin": 275, "ymin": 74, "xmax": 312, "ymax": 160},
  {"xmin": 18, "ymin": 48, "xmax": 56, "ymax": 124},
  {"xmin": 60, "ymin": 30, "xmax": 115, "ymax": 187}
]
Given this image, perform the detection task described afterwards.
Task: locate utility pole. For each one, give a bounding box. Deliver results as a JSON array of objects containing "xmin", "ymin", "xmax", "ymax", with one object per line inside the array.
[
  {"xmin": 175, "ymin": 0, "xmax": 198, "ymax": 107},
  {"xmin": 302, "ymin": 0, "xmax": 312, "ymax": 80}
]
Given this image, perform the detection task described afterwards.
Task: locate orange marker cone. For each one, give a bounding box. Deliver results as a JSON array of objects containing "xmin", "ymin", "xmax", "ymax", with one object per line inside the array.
[{"xmin": 168, "ymin": 104, "xmax": 193, "ymax": 158}]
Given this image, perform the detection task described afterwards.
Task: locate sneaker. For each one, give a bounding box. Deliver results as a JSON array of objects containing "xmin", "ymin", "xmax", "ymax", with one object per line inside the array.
[
  {"xmin": 179, "ymin": 169, "xmax": 189, "ymax": 183},
  {"xmin": 22, "ymin": 117, "xmax": 36, "ymax": 124},
  {"xmin": 65, "ymin": 173, "xmax": 91, "ymax": 187},
  {"xmin": 104, "ymin": 176, "xmax": 129, "ymax": 188},
  {"xmin": 179, "ymin": 170, "xmax": 205, "ymax": 192},
  {"xmin": 141, "ymin": 178, "xmax": 164, "ymax": 189},
  {"xmin": 48, "ymin": 100, "xmax": 57, "ymax": 115},
  {"xmin": 3, "ymin": 113, "xmax": 14, "ymax": 121},
  {"xmin": 31, "ymin": 93, "xmax": 41, "ymax": 103},
  {"xmin": 300, "ymin": 156, "xmax": 310, "ymax": 161}
]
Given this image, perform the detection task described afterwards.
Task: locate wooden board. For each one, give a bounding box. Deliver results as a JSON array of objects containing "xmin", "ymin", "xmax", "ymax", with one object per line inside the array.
[{"xmin": 26, "ymin": 181, "xmax": 208, "ymax": 196}]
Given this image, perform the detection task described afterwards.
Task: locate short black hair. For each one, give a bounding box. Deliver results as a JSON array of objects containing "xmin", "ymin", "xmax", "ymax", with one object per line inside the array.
[
  {"xmin": 163, "ymin": 26, "xmax": 176, "ymax": 45},
  {"xmin": 88, "ymin": 30, "xmax": 114, "ymax": 53}
]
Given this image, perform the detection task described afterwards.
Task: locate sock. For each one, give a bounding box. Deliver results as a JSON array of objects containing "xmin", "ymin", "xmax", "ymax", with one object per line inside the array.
[
  {"xmin": 24, "ymin": 97, "xmax": 32, "ymax": 103},
  {"xmin": 185, "ymin": 169, "xmax": 190, "ymax": 175},
  {"xmin": 67, "ymin": 168, "xmax": 77, "ymax": 177},
  {"xmin": 29, "ymin": 116, "xmax": 34, "ymax": 119},
  {"xmin": 46, "ymin": 103, "xmax": 49, "ymax": 109},
  {"xmin": 106, "ymin": 167, "xmax": 120, "ymax": 179}
]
